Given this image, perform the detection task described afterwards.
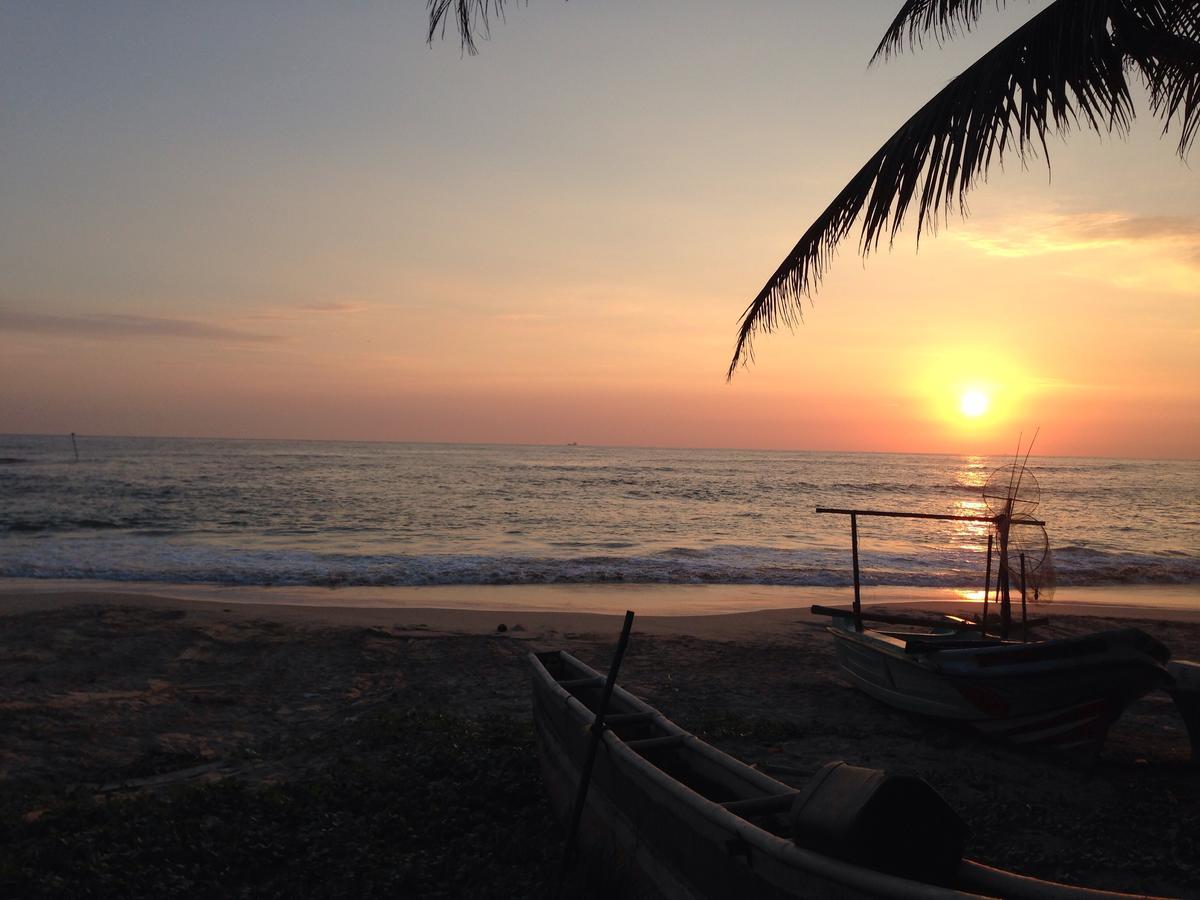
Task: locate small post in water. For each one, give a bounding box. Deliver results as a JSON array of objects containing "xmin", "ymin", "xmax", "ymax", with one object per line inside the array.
[
  {"xmin": 557, "ymin": 609, "xmax": 635, "ymax": 896},
  {"xmin": 70, "ymin": 432, "xmax": 79, "ymax": 463}
]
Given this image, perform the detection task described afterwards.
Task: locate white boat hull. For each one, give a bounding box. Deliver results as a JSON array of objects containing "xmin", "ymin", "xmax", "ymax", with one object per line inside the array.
[{"xmin": 828, "ymin": 623, "xmax": 1171, "ymax": 758}]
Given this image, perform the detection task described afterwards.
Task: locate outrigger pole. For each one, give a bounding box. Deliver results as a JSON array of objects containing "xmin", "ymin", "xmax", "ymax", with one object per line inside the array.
[
  {"xmin": 556, "ymin": 609, "xmax": 635, "ymax": 896},
  {"xmin": 815, "ymin": 508, "xmax": 1044, "ymax": 634}
]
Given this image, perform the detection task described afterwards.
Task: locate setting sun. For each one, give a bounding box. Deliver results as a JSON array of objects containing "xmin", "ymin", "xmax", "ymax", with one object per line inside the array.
[{"xmin": 960, "ymin": 389, "xmax": 990, "ymax": 418}]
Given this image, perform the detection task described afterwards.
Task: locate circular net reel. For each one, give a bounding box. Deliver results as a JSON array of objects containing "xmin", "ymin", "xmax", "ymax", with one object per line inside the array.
[
  {"xmin": 1006, "ymin": 513, "xmax": 1056, "ymax": 607},
  {"xmin": 983, "ymin": 464, "xmax": 1041, "ymax": 518}
]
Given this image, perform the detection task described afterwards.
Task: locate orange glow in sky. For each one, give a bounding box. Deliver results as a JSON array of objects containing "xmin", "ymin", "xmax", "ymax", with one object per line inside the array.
[{"xmin": 0, "ymin": 4, "xmax": 1196, "ymax": 458}]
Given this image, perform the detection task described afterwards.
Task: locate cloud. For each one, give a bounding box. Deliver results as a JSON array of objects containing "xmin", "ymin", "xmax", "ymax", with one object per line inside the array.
[
  {"xmin": 244, "ymin": 301, "xmax": 370, "ymax": 321},
  {"xmin": 956, "ymin": 212, "xmax": 1200, "ymax": 262},
  {"xmin": 491, "ymin": 312, "xmax": 549, "ymax": 322},
  {"xmin": 297, "ymin": 301, "xmax": 369, "ymax": 313},
  {"xmin": 0, "ymin": 309, "xmax": 278, "ymax": 343}
]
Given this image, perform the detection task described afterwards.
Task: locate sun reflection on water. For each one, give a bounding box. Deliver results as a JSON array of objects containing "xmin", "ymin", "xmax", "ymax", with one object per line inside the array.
[
  {"xmin": 957, "ymin": 456, "xmax": 989, "ymax": 489},
  {"xmin": 949, "ymin": 497, "xmax": 992, "ymax": 552}
]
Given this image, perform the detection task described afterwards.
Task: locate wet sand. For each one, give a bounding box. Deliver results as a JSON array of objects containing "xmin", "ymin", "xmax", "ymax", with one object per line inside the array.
[
  {"xmin": 3, "ymin": 578, "xmax": 1198, "ymax": 621},
  {"xmin": 2, "ymin": 584, "xmax": 1198, "ymax": 896}
]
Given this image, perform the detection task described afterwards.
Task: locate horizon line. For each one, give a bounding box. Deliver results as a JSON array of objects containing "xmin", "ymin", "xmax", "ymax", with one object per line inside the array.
[{"xmin": 1, "ymin": 431, "xmax": 1195, "ymax": 464}]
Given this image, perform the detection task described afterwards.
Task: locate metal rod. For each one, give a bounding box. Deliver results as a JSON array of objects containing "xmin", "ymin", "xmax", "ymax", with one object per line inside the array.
[
  {"xmin": 981, "ymin": 533, "xmax": 993, "ymax": 639},
  {"xmin": 998, "ymin": 514, "xmax": 1011, "ymax": 640},
  {"xmin": 815, "ymin": 507, "xmax": 1043, "ymax": 526},
  {"xmin": 1019, "ymin": 552, "xmax": 1029, "ymax": 644},
  {"xmin": 850, "ymin": 513, "xmax": 863, "ymax": 633},
  {"xmin": 993, "ymin": 557, "xmax": 1003, "ymax": 634},
  {"xmin": 557, "ymin": 609, "xmax": 635, "ymax": 896},
  {"xmin": 812, "ymin": 605, "xmax": 984, "ymax": 630}
]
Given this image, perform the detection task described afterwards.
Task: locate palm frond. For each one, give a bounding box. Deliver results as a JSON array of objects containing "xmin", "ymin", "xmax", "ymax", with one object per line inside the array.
[
  {"xmin": 1115, "ymin": 2, "xmax": 1200, "ymax": 155},
  {"xmin": 427, "ymin": 0, "xmax": 521, "ymax": 55},
  {"xmin": 729, "ymin": 0, "xmax": 1136, "ymax": 378},
  {"xmin": 874, "ymin": 0, "xmax": 1021, "ymax": 61}
]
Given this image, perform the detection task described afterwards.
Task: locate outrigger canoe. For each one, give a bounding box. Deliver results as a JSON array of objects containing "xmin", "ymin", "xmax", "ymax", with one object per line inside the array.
[{"xmin": 532, "ymin": 649, "xmax": 1162, "ymax": 899}]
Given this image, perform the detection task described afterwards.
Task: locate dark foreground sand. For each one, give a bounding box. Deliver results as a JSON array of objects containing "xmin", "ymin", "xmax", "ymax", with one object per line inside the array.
[{"xmin": 1, "ymin": 588, "xmax": 1198, "ymax": 897}]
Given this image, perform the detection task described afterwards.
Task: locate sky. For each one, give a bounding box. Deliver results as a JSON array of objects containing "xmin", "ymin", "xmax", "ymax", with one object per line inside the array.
[{"xmin": 1, "ymin": 1, "xmax": 1197, "ymax": 458}]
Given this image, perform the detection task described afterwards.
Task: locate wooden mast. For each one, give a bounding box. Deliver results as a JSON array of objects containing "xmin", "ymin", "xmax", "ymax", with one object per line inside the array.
[{"xmin": 997, "ymin": 505, "xmax": 1012, "ymax": 640}]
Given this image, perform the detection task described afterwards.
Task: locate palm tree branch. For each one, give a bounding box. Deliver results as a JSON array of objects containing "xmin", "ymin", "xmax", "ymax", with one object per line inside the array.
[
  {"xmin": 728, "ymin": 0, "xmax": 1135, "ymax": 378},
  {"xmin": 874, "ymin": 0, "xmax": 1017, "ymax": 62},
  {"xmin": 1114, "ymin": 5, "xmax": 1200, "ymax": 154},
  {"xmin": 427, "ymin": 0, "xmax": 520, "ymax": 55},
  {"xmin": 874, "ymin": 1, "xmax": 1200, "ymax": 61}
]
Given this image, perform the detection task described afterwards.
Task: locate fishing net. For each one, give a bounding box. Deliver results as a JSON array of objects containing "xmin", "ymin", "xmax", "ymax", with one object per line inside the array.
[
  {"xmin": 981, "ymin": 463, "xmax": 1055, "ymax": 611},
  {"xmin": 1006, "ymin": 514, "xmax": 1055, "ymax": 607},
  {"xmin": 982, "ymin": 464, "xmax": 1040, "ymax": 517},
  {"xmin": 1027, "ymin": 546, "xmax": 1057, "ymax": 606}
]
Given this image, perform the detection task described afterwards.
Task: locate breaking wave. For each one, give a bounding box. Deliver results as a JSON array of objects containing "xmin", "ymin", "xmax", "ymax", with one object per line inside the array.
[{"xmin": 1, "ymin": 540, "xmax": 1195, "ymax": 588}]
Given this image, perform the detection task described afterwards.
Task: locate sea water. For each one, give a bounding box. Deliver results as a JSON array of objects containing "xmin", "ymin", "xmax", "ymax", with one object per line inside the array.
[{"xmin": 0, "ymin": 435, "xmax": 1196, "ymax": 594}]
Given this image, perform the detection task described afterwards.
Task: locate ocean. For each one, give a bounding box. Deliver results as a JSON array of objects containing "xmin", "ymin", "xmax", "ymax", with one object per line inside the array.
[{"xmin": 1, "ymin": 435, "xmax": 1197, "ymax": 595}]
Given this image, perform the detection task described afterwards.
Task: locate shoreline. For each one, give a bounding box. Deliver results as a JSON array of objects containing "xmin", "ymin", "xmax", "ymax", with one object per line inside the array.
[{"xmin": 1, "ymin": 579, "xmax": 1197, "ymax": 632}]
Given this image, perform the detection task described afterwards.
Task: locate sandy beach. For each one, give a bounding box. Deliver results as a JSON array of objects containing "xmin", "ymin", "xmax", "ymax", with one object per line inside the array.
[{"xmin": 2, "ymin": 582, "xmax": 1198, "ymax": 896}]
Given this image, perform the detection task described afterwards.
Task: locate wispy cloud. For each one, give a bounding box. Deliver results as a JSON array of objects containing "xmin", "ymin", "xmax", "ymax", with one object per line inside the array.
[
  {"xmin": 953, "ymin": 211, "xmax": 1200, "ymax": 295},
  {"xmin": 244, "ymin": 300, "xmax": 370, "ymax": 321},
  {"xmin": 297, "ymin": 301, "xmax": 369, "ymax": 313},
  {"xmin": 0, "ymin": 309, "xmax": 278, "ymax": 343},
  {"xmin": 491, "ymin": 312, "xmax": 549, "ymax": 322},
  {"xmin": 956, "ymin": 212, "xmax": 1200, "ymax": 262}
]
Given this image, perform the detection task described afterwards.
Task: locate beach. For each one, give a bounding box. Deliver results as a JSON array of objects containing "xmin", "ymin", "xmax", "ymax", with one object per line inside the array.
[{"xmin": 2, "ymin": 583, "xmax": 1198, "ymax": 896}]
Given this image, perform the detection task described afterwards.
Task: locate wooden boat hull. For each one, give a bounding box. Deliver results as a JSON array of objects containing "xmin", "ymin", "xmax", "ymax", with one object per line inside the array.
[
  {"xmin": 533, "ymin": 653, "xmax": 909, "ymax": 898},
  {"xmin": 531, "ymin": 650, "xmax": 1154, "ymax": 899},
  {"xmin": 829, "ymin": 624, "xmax": 1171, "ymax": 757}
]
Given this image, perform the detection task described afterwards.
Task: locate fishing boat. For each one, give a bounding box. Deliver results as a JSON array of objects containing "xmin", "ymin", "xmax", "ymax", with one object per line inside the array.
[
  {"xmin": 813, "ymin": 455, "xmax": 1174, "ymax": 759},
  {"xmin": 531, "ymin": 649, "xmax": 1159, "ymax": 898},
  {"xmin": 822, "ymin": 613, "xmax": 1170, "ymax": 755}
]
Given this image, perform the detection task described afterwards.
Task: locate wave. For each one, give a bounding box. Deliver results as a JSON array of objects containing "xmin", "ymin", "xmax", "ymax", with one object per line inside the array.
[
  {"xmin": 1, "ymin": 539, "xmax": 1195, "ymax": 588},
  {"xmin": 2, "ymin": 518, "xmax": 155, "ymax": 534},
  {"xmin": 1050, "ymin": 546, "xmax": 1200, "ymax": 586}
]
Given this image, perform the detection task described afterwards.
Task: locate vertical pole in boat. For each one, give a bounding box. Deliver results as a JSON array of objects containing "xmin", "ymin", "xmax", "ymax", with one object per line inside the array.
[
  {"xmin": 980, "ymin": 533, "xmax": 993, "ymax": 638},
  {"xmin": 997, "ymin": 511, "xmax": 1012, "ymax": 640},
  {"xmin": 850, "ymin": 513, "xmax": 863, "ymax": 633},
  {"xmin": 556, "ymin": 609, "xmax": 635, "ymax": 897},
  {"xmin": 1019, "ymin": 552, "xmax": 1028, "ymax": 643}
]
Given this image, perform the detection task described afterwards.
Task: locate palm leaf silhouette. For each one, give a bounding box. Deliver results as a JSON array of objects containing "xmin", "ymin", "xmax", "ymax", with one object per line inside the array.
[
  {"xmin": 729, "ymin": 0, "xmax": 1200, "ymax": 376},
  {"xmin": 424, "ymin": 1, "xmax": 1199, "ymax": 376},
  {"xmin": 427, "ymin": 0, "xmax": 518, "ymax": 55}
]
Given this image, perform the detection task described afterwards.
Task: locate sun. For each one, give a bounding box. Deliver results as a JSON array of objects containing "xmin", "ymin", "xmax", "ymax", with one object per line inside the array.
[{"xmin": 960, "ymin": 388, "xmax": 990, "ymax": 418}]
